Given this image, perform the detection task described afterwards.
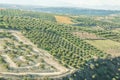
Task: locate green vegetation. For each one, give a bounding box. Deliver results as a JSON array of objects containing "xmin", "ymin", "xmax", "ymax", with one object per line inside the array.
[
  {"xmin": 0, "ymin": 9, "xmax": 120, "ymax": 80},
  {"xmin": 72, "ymin": 16, "xmax": 120, "ymax": 30},
  {"xmin": 0, "ymin": 31, "xmax": 56, "ymax": 73},
  {"xmin": 0, "ymin": 9, "xmax": 56, "ymax": 21},
  {"xmin": 81, "ymin": 28, "xmax": 120, "ymax": 42},
  {"xmin": 0, "ymin": 31, "xmax": 14, "ymax": 38},
  {"xmin": 63, "ymin": 57, "xmax": 120, "ymax": 80},
  {"xmin": 0, "ymin": 16, "xmax": 107, "ymax": 68}
]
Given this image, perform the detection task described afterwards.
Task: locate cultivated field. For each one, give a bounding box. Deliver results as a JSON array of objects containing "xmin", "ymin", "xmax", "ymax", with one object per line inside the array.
[
  {"xmin": 0, "ymin": 8, "xmax": 120, "ymax": 80},
  {"xmin": 72, "ymin": 31, "xmax": 103, "ymax": 40},
  {"xmin": 86, "ymin": 40, "xmax": 120, "ymax": 57},
  {"xmin": 55, "ymin": 15, "xmax": 73, "ymax": 24},
  {"xmin": 0, "ymin": 29, "xmax": 74, "ymax": 79}
]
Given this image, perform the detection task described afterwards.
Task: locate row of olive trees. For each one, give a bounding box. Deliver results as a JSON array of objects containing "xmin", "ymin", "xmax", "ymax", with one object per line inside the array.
[
  {"xmin": 0, "ymin": 16, "xmax": 108, "ymax": 69},
  {"xmin": 0, "ymin": 9, "xmax": 56, "ymax": 21}
]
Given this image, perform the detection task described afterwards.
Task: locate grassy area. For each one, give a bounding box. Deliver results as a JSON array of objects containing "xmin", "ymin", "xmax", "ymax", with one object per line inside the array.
[
  {"xmin": 55, "ymin": 15, "xmax": 73, "ymax": 24},
  {"xmin": 112, "ymin": 28, "xmax": 120, "ymax": 33},
  {"xmin": 86, "ymin": 40, "xmax": 120, "ymax": 57},
  {"xmin": 0, "ymin": 40, "xmax": 3, "ymax": 49}
]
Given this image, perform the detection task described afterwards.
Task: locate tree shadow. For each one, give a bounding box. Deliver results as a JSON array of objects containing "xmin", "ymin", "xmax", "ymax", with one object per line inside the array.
[
  {"xmin": 62, "ymin": 57, "xmax": 120, "ymax": 80},
  {"xmin": 0, "ymin": 57, "xmax": 120, "ymax": 80}
]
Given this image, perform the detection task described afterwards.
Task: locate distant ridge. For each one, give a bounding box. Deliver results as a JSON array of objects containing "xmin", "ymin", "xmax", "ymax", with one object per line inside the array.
[
  {"xmin": 0, "ymin": 3, "xmax": 120, "ymax": 16},
  {"xmin": 34, "ymin": 7, "xmax": 120, "ymax": 15}
]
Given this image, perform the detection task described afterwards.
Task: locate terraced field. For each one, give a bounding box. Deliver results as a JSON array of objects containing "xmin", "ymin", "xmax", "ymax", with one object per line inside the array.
[
  {"xmin": 0, "ymin": 29, "xmax": 74, "ymax": 79},
  {"xmin": 72, "ymin": 31, "xmax": 120, "ymax": 57},
  {"xmin": 0, "ymin": 9, "xmax": 120, "ymax": 80}
]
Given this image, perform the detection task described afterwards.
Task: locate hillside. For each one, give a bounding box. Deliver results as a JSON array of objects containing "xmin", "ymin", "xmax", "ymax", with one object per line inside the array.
[{"xmin": 0, "ymin": 8, "xmax": 120, "ymax": 80}]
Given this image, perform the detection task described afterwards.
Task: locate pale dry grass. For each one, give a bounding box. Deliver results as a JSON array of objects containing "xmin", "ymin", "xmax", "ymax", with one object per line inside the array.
[
  {"xmin": 112, "ymin": 28, "xmax": 120, "ymax": 33},
  {"xmin": 86, "ymin": 40, "xmax": 120, "ymax": 57},
  {"xmin": 0, "ymin": 8, "xmax": 6, "ymax": 10},
  {"xmin": 92, "ymin": 26, "xmax": 104, "ymax": 30},
  {"xmin": 55, "ymin": 15, "xmax": 73, "ymax": 24}
]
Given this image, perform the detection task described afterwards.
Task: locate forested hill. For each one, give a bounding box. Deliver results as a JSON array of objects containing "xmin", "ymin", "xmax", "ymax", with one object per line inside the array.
[{"xmin": 0, "ymin": 4, "xmax": 120, "ymax": 16}]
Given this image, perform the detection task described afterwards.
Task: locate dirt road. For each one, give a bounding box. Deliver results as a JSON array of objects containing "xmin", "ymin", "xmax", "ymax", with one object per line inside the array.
[{"xmin": 0, "ymin": 29, "xmax": 75, "ymax": 78}]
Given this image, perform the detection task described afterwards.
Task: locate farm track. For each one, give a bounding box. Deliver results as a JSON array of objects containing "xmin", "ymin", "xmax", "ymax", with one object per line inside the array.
[
  {"xmin": 0, "ymin": 29, "xmax": 75, "ymax": 78},
  {"xmin": 1, "ymin": 55, "xmax": 18, "ymax": 68}
]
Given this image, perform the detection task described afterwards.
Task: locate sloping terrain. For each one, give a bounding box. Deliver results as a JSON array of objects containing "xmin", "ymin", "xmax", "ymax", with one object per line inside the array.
[
  {"xmin": 0, "ymin": 9, "xmax": 120, "ymax": 80},
  {"xmin": 0, "ymin": 30, "xmax": 74, "ymax": 79}
]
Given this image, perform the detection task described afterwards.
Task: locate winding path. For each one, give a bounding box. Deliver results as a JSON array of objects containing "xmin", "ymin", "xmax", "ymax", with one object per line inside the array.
[{"xmin": 0, "ymin": 29, "xmax": 75, "ymax": 78}]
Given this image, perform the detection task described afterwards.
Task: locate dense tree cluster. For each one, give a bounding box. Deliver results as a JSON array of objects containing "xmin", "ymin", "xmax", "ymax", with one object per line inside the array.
[{"xmin": 62, "ymin": 57, "xmax": 120, "ymax": 80}]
